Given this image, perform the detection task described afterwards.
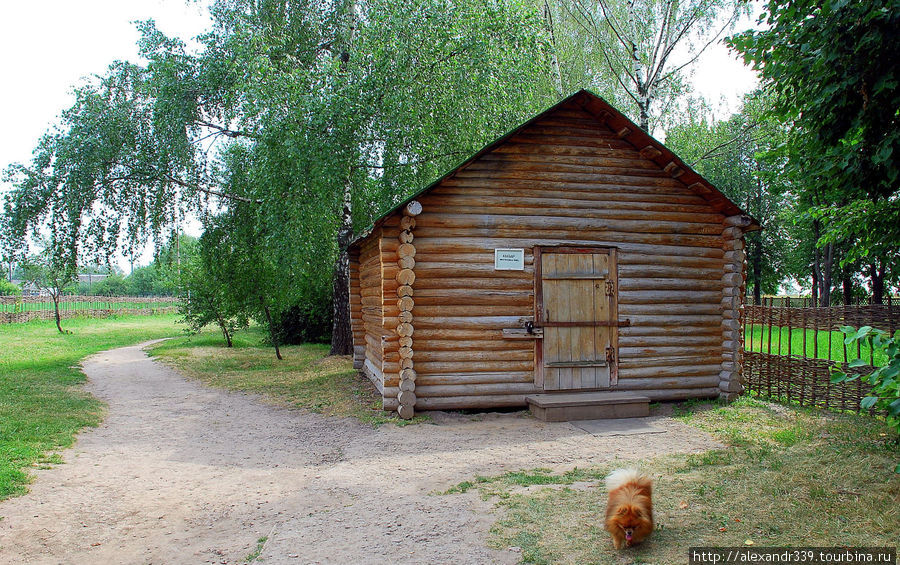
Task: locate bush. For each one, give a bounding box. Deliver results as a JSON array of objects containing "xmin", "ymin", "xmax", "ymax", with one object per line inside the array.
[
  {"xmin": 831, "ymin": 326, "xmax": 900, "ymax": 472},
  {"xmin": 0, "ymin": 277, "xmax": 21, "ymax": 296},
  {"xmin": 273, "ymin": 293, "xmax": 333, "ymax": 345}
]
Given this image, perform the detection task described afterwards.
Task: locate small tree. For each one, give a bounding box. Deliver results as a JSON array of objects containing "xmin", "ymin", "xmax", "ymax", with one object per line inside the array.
[
  {"xmin": 21, "ymin": 251, "xmax": 77, "ymax": 333},
  {"xmin": 0, "ymin": 276, "xmax": 21, "ymax": 296},
  {"xmin": 178, "ymin": 228, "xmax": 247, "ymax": 348}
]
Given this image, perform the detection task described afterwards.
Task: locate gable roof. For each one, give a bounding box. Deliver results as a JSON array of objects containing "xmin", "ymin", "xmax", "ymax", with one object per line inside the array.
[{"xmin": 350, "ymin": 89, "xmax": 759, "ymax": 248}]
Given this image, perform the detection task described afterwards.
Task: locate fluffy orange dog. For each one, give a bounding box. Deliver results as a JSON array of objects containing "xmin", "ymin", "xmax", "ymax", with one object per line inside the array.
[{"xmin": 604, "ymin": 469, "xmax": 654, "ymax": 549}]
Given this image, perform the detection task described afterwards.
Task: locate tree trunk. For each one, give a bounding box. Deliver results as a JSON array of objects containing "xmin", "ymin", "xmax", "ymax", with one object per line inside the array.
[
  {"xmin": 821, "ymin": 241, "xmax": 834, "ymax": 307},
  {"xmin": 262, "ymin": 302, "xmax": 282, "ymax": 360},
  {"xmin": 217, "ymin": 314, "xmax": 233, "ymax": 347},
  {"xmin": 52, "ymin": 290, "xmax": 64, "ymax": 334},
  {"xmin": 543, "ymin": 0, "xmax": 564, "ymax": 96},
  {"xmin": 842, "ymin": 273, "xmax": 853, "ymax": 306},
  {"xmin": 869, "ymin": 261, "xmax": 885, "ymax": 305},
  {"xmin": 811, "ymin": 252, "xmax": 820, "ymax": 308},
  {"xmin": 330, "ymin": 179, "xmax": 353, "ymax": 356}
]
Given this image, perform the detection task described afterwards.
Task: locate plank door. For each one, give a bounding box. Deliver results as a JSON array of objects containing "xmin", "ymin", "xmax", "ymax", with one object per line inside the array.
[{"xmin": 536, "ymin": 248, "xmax": 618, "ymax": 391}]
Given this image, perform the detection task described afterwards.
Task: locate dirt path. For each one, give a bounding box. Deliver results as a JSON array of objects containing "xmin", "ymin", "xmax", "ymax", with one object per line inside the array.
[{"xmin": 0, "ymin": 342, "xmax": 720, "ymax": 564}]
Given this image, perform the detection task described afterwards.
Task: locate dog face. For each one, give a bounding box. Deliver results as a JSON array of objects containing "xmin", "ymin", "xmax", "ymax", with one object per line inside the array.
[{"xmin": 611, "ymin": 505, "xmax": 651, "ymax": 545}]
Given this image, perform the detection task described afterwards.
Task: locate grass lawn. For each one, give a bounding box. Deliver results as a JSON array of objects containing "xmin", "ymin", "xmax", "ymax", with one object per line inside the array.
[
  {"xmin": 446, "ymin": 397, "xmax": 899, "ymax": 565},
  {"xmin": 0, "ymin": 314, "xmax": 182, "ymax": 500},
  {"xmin": 149, "ymin": 327, "xmax": 424, "ymax": 427},
  {"xmin": 743, "ymin": 324, "xmax": 891, "ymax": 365}
]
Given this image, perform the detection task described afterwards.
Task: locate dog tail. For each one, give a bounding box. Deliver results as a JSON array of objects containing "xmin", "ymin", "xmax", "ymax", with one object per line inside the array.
[{"xmin": 605, "ymin": 468, "xmax": 650, "ymax": 491}]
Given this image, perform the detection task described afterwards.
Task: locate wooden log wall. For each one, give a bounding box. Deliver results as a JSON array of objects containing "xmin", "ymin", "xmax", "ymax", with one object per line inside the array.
[
  {"xmin": 358, "ymin": 234, "xmax": 384, "ymax": 392},
  {"xmin": 399, "ymin": 106, "xmax": 731, "ymax": 409},
  {"xmin": 720, "ymin": 215, "xmax": 752, "ymax": 400}
]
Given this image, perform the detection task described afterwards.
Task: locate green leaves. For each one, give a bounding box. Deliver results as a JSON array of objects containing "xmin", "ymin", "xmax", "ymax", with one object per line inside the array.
[{"xmin": 831, "ymin": 325, "xmax": 900, "ymax": 472}]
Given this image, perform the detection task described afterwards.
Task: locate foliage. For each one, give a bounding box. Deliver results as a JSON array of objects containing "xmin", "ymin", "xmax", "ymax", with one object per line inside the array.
[
  {"xmin": 90, "ymin": 274, "xmax": 128, "ymax": 296},
  {"xmin": 831, "ymin": 326, "xmax": 900, "ymax": 472},
  {"xmin": 666, "ymin": 92, "xmax": 792, "ymax": 302},
  {"xmin": 2, "ymin": 0, "xmax": 558, "ymax": 350},
  {"xmin": 179, "ymin": 222, "xmax": 248, "ymax": 348},
  {"xmin": 0, "ymin": 276, "xmax": 21, "ymax": 296},
  {"xmin": 554, "ymin": 0, "xmax": 748, "ymax": 132},
  {"xmin": 729, "ymin": 0, "xmax": 900, "ymax": 285}
]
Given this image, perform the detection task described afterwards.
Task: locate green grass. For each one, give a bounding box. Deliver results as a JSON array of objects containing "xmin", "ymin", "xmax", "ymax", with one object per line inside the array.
[
  {"xmin": 446, "ymin": 397, "xmax": 899, "ymax": 565},
  {"xmin": 744, "ymin": 324, "xmax": 890, "ymax": 365},
  {"xmin": 150, "ymin": 327, "xmax": 427, "ymax": 427},
  {"xmin": 0, "ymin": 314, "xmax": 183, "ymax": 500},
  {"xmin": 244, "ymin": 536, "xmax": 268, "ymax": 562}
]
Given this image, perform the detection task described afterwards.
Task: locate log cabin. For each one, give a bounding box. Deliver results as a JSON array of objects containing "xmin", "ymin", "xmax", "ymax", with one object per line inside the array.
[{"xmin": 347, "ymin": 90, "xmax": 759, "ymax": 420}]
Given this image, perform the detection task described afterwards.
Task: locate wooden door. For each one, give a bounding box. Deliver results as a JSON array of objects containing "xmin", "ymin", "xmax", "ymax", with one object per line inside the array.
[{"xmin": 536, "ymin": 248, "xmax": 618, "ymax": 391}]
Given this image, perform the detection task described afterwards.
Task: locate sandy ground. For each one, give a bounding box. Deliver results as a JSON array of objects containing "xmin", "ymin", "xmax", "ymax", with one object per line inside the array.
[{"xmin": 0, "ymin": 342, "xmax": 720, "ymax": 564}]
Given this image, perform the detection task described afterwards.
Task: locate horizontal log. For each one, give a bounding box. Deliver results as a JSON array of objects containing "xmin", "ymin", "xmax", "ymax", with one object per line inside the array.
[
  {"xmin": 614, "ymin": 387, "xmax": 720, "ymax": 401},
  {"xmin": 397, "ymin": 404, "xmax": 414, "ymax": 419},
  {"xmin": 399, "ymin": 379, "xmax": 416, "ymax": 392},
  {"xmin": 613, "ymin": 375, "xmax": 719, "ymax": 389},
  {"xmin": 618, "ymin": 355, "xmax": 722, "ymax": 368},
  {"xmin": 414, "ymin": 316, "xmax": 527, "ymax": 330},
  {"xmin": 617, "ymin": 364, "xmax": 722, "ymax": 379},
  {"xmin": 623, "ymin": 314, "xmax": 722, "ymax": 326},
  {"xmin": 398, "ymin": 243, "xmax": 416, "ymax": 258},
  {"xmin": 620, "ymin": 325, "xmax": 722, "ymax": 337},
  {"xmin": 452, "ymin": 167, "xmax": 685, "ymax": 189},
  {"xmin": 415, "ymin": 339, "xmax": 531, "ymax": 351},
  {"xmin": 419, "ymin": 350, "xmax": 532, "ymax": 362},
  {"xmin": 412, "ymin": 305, "xmax": 530, "ymax": 317},
  {"xmin": 415, "ymin": 360, "xmax": 533, "ymax": 374},
  {"xmin": 399, "ymin": 230, "xmax": 414, "ymax": 244},
  {"xmin": 618, "ymin": 290, "xmax": 722, "ymax": 304},
  {"xmin": 398, "ymin": 296, "xmax": 414, "ymax": 311},
  {"xmin": 414, "ymin": 394, "xmax": 529, "ymax": 410},
  {"xmin": 417, "ymin": 213, "xmax": 723, "ymax": 236},
  {"xmin": 413, "ymin": 227, "xmax": 722, "ymax": 249},
  {"xmin": 400, "ymin": 215, "xmax": 416, "ymax": 230},
  {"xmin": 414, "ymin": 264, "xmax": 534, "ymax": 279},
  {"xmin": 618, "ymin": 265, "xmax": 722, "ymax": 279},
  {"xmin": 398, "ymin": 390, "xmax": 416, "ymax": 406},
  {"xmin": 399, "ymin": 311, "xmax": 413, "ymax": 324},
  {"xmin": 433, "ymin": 181, "xmax": 707, "ymax": 206},
  {"xmin": 618, "ymin": 304, "xmax": 721, "ymax": 316},
  {"xmin": 618, "ymin": 335, "xmax": 721, "ymax": 347},
  {"xmin": 415, "ymin": 371, "xmax": 534, "ymax": 386},
  {"xmin": 413, "ymin": 329, "xmax": 505, "ymax": 341},
  {"xmin": 397, "ymin": 285, "xmax": 413, "ymax": 298},
  {"xmin": 619, "ymin": 279, "xmax": 723, "ymax": 291},
  {"xmin": 415, "ymin": 277, "xmax": 534, "ymax": 291},
  {"xmin": 414, "ymin": 290, "xmax": 533, "ymax": 307},
  {"xmin": 426, "ymin": 201, "xmax": 723, "ymax": 225},
  {"xmin": 398, "ymin": 256, "xmax": 415, "ymax": 270},
  {"xmin": 405, "ymin": 200, "xmax": 423, "ymax": 216},
  {"xmin": 416, "ymin": 382, "xmax": 538, "ymax": 397},
  {"xmin": 481, "ymin": 150, "xmax": 658, "ymax": 169}
]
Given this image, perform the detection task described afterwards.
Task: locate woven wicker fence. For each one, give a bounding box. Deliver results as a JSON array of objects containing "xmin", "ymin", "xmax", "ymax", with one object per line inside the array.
[
  {"xmin": 0, "ymin": 295, "xmax": 179, "ymax": 324},
  {"xmin": 742, "ymin": 297, "xmax": 899, "ymax": 413}
]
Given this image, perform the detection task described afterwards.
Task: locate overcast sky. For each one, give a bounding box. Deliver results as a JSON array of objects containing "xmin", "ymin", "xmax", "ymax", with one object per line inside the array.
[{"xmin": 0, "ymin": 0, "xmax": 758, "ymax": 270}]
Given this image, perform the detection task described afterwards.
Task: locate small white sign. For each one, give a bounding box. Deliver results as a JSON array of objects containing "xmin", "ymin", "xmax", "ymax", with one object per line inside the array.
[{"xmin": 494, "ymin": 248, "xmax": 525, "ymax": 270}]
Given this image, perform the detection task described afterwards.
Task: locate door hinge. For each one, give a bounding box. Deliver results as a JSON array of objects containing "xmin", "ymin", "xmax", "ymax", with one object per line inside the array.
[{"xmin": 605, "ymin": 280, "xmax": 616, "ymax": 296}]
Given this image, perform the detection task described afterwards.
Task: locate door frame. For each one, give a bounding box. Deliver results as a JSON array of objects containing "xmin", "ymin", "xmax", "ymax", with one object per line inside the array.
[{"xmin": 533, "ymin": 245, "xmax": 620, "ymax": 390}]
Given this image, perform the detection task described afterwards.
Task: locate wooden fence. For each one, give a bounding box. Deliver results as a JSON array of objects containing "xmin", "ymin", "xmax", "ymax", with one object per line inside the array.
[
  {"xmin": 742, "ymin": 296, "xmax": 898, "ymax": 412},
  {"xmin": 0, "ymin": 295, "xmax": 179, "ymax": 324}
]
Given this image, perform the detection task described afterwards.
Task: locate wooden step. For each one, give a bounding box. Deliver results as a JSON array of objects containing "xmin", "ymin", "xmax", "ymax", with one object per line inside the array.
[{"xmin": 526, "ymin": 392, "xmax": 650, "ymax": 422}]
